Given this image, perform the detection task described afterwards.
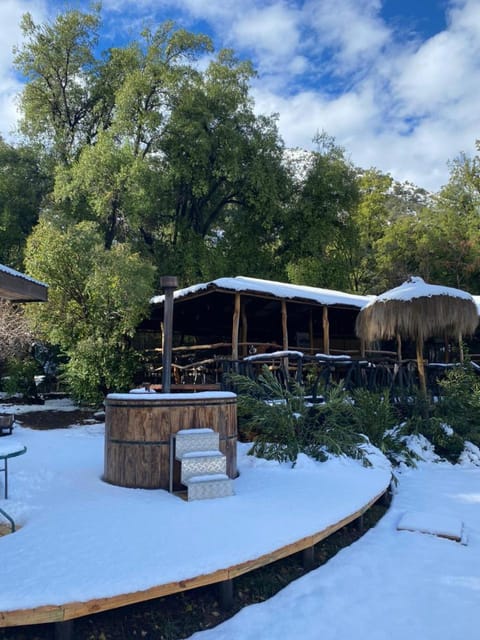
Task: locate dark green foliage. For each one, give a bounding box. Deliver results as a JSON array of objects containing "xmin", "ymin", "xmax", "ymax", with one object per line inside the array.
[
  {"xmin": 231, "ymin": 365, "xmax": 480, "ymax": 467},
  {"xmin": 3, "ymin": 357, "xmax": 41, "ymax": 401},
  {"xmin": 305, "ymin": 384, "xmax": 365, "ymax": 461},
  {"xmin": 388, "ymin": 365, "xmax": 480, "ymax": 463},
  {"xmin": 419, "ymin": 418, "xmax": 465, "ymax": 463},
  {"xmin": 230, "ymin": 368, "xmax": 368, "ymax": 465},
  {"xmin": 350, "ymin": 388, "xmax": 410, "ymax": 463},
  {"xmin": 0, "ymin": 139, "xmax": 49, "ymax": 268},
  {"xmin": 351, "ymin": 388, "xmax": 398, "ymax": 448},
  {"xmin": 282, "ymin": 134, "xmax": 360, "ymax": 292},
  {"xmin": 436, "ymin": 364, "xmax": 480, "ymax": 437}
]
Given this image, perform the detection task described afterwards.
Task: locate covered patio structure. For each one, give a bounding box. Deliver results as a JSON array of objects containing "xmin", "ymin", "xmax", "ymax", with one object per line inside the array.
[{"xmin": 136, "ymin": 276, "xmax": 372, "ymax": 389}]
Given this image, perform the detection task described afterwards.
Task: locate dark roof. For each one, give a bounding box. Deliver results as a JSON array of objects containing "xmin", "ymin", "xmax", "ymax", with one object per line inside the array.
[{"xmin": 0, "ymin": 264, "xmax": 48, "ymax": 302}]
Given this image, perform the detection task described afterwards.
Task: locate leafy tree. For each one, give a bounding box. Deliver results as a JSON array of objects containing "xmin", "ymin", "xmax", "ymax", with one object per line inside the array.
[
  {"xmin": 110, "ymin": 22, "xmax": 212, "ymax": 157},
  {"xmin": 281, "ymin": 134, "xmax": 360, "ymax": 291},
  {"xmin": 13, "ymin": 5, "xmax": 106, "ymax": 165},
  {"xmin": 374, "ymin": 212, "xmax": 423, "ymax": 289},
  {"xmin": 152, "ymin": 50, "xmax": 289, "ymax": 280},
  {"xmin": 54, "ymin": 133, "xmax": 147, "ymax": 250},
  {"xmin": 0, "ymin": 138, "xmax": 49, "ymax": 268},
  {"xmin": 348, "ymin": 169, "xmax": 393, "ymax": 293},
  {"xmin": 24, "ymin": 219, "xmax": 156, "ymax": 403}
]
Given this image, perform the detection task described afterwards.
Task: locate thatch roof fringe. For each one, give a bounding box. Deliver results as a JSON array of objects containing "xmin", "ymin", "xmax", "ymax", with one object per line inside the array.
[{"xmin": 356, "ymin": 292, "xmax": 479, "ymax": 343}]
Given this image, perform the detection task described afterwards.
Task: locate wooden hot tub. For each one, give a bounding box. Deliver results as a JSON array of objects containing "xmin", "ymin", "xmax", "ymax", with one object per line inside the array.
[{"xmin": 104, "ymin": 391, "xmax": 237, "ymax": 489}]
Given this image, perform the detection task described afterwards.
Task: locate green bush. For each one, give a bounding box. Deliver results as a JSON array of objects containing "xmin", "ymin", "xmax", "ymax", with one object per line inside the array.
[
  {"xmin": 230, "ymin": 368, "xmax": 367, "ymax": 466},
  {"xmin": 436, "ymin": 365, "xmax": 480, "ymax": 438},
  {"xmin": 230, "ymin": 364, "xmax": 480, "ymax": 467},
  {"xmin": 64, "ymin": 337, "xmax": 142, "ymax": 406},
  {"xmin": 351, "ymin": 388, "xmax": 398, "ymax": 449},
  {"xmin": 3, "ymin": 357, "xmax": 41, "ymax": 401}
]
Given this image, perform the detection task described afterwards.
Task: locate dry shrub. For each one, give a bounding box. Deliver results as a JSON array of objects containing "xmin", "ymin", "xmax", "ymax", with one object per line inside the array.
[{"xmin": 0, "ymin": 300, "xmax": 34, "ymax": 363}]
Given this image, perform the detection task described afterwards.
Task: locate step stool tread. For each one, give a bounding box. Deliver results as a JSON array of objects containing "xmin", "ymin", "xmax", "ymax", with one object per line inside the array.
[
  {"xmin": 180, "ymin": 452, "xmax": 227, "ymax": 483},
  {"xmin": 181, "ymin": 450, "xmax": 224, "ymax": 459},
  {"xmin": 176, "ymin": 428, "xmax": 214, "ymax": 435},
  {"xmin": 186, "ymin": 473, "xmax": 230, "ymax": 484}
]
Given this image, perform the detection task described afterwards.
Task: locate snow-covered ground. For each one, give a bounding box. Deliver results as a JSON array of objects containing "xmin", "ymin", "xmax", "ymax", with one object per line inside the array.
[
  {"xmin": 1, "ymin": 399, "xmax": 479, "ymax": 640},
  {"xmin": 191, "ymin": 460, "xmax": 480, "ymax": 640},
  {"xmin": 0, "ymin": 399, "xmax": 389, "ymax": 616}
]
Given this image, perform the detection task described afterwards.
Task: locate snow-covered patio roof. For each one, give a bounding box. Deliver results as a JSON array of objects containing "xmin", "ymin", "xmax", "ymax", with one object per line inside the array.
[
  {"xmin": 151, "ymin": 276, "xmax": 373, "ymax": 310},
  {"xmin": 0, "ymin": 264, "xmax": 48, "ymax": 302}
]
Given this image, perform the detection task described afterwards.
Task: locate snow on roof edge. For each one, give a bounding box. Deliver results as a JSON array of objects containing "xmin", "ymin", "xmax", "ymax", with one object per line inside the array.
[
  {"xmin": 150, "ymin": 276, "xmax": 373, "ymax": 309},
  {"xmin": 366, "ymin": 276, "xmax": 475, "ymax": 306}
]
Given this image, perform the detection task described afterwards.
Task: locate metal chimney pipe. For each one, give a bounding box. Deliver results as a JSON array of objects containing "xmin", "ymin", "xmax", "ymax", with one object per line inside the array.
[{"xmin": 160, "ymin": 276, "xmax": 178, "ymax": 393}]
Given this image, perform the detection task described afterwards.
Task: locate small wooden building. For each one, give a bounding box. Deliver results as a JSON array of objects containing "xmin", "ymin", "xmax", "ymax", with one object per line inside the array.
[
  {"xmin": 0, "ymin": 264, "xmax": 48, "ymax": 302},
  {"xmin": 136, "ymin": 276, "xmax": 372, "ymax": 386}
]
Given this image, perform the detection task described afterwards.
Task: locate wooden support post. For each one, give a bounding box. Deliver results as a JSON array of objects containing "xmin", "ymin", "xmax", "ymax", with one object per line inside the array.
[
  {"xmin": 54, "ymin": 620, "xmax": 74, "ymax": 640},
  {"xmin": 281, "ymin": 300, "xmax": 289, "ymax": 382},
  {"xmin": 241, "ymin": 303, "xmax": 248, "ymax": 358},
  {"xmin": 356, "ymin": 514, "xmax": 364, "ymax": 533},
  {"xmin": 459, "ymin": 332, "xmax": 464, "ymax": 364},
  {"xmin": 232, "ymin": 293, "xmax": 241, "ymax": 361},
  {"xmin": 309, "ymin": 310, "xmax": 314, "ymax": 353},
  {"xmin": 281, "ymin": 300, "xmax": 288, "ymax": 350},
  {"xmin": 322, "ymin": 306, "xmax": 330, "ymax": 355},
  {"xmin": 218, "ymin": 578, "xmax": 234, "ymax": 610},
  {"xmin": 379, "ymin": 487, "xmax": 392, "ymax": 507},
  {"xmin": 302, "ymin": 545, "xmax": 315, "ymax": 570}
]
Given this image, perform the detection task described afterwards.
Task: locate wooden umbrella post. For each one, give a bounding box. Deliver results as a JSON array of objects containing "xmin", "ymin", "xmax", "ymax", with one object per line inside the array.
[
  {"xmin": 160, "ymin": 276, "xmax": 178, "ymax": 394},
  {"xmin": 416, "ymin": 339, "xmax": 427, "ymax": 395},
  {"xmin": 396, "ymin": 334, "xmax": 402, "ymax": 362}
]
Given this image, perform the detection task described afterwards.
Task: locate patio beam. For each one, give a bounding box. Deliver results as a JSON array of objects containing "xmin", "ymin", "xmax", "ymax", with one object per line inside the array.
[
  {"xmin": 322, "ymin": 306, "xmax": 330, "ymax": 355},
  {"xmin": 232, "ymin": 293, "xmax": 241, "ymax": 360}
]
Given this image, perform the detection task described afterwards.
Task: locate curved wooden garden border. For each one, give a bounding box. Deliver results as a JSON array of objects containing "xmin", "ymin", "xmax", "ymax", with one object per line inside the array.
[{"xmin": 0, "ymin": 484, "xmax": 389, "ymax": 629}]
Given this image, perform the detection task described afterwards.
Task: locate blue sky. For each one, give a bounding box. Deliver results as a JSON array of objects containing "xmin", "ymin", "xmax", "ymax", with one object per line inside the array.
[{"xmin": 0, "ymin": 0, "xmax": 479, "ymax": 192}]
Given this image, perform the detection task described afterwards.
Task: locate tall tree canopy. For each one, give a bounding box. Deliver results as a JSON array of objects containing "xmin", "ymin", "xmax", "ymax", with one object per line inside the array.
[
  {"xmin": 281, "ymin": 134, "xmax": 360, "ymax": 291},
  {"xmin": 0, "ymin": 138, "xmax": 48, "ymax": 268}
]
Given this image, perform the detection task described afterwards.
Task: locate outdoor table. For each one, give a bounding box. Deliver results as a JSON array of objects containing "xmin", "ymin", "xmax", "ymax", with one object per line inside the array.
[{"xmin": 0, "ymin": 437, "xmax": 26, "ymax": 499}]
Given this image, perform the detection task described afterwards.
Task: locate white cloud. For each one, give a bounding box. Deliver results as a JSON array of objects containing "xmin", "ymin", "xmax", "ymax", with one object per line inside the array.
[
  {"xmin": 231, "ymin": 3, "xmax": 302, "ymax": 65},
  {"xmin": 0, "ymin": 0, "xmax": 48, "ymax": 139},
  {"xmin": 250, "ymin": 0, "xmax": 480, "ymax": 191},
  {"xmin": 303, "ymin": 0, "xmax": 390, "ymax": 73}
]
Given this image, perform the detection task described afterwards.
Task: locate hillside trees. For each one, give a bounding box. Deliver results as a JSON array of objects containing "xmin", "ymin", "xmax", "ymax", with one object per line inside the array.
[
  {"xmin": 375, "ymin": 152, "xmax": 480, "ymax": 291},
  {"xmin": 347, "ymin": 169, "xmax": 393, "ymax": 293}
]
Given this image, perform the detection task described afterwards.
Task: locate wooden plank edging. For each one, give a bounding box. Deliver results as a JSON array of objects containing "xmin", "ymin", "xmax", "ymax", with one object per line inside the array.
[{"xmin": 0, "ymin": 485, "xmax": 389, "ymax": 628}]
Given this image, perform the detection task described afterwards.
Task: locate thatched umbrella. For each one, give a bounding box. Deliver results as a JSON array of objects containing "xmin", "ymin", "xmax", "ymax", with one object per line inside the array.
[{"xmin": 356, "ymin": 277, "xmax": 479, "ymax": 393}]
